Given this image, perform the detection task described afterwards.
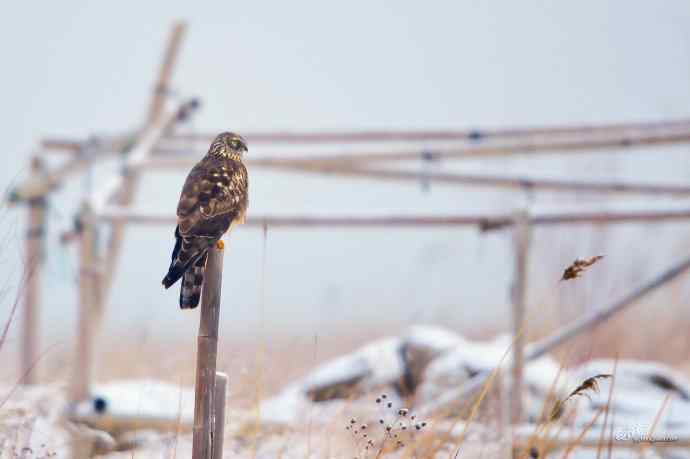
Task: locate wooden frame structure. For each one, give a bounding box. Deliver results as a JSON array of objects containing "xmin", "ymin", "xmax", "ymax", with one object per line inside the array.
[{"xmin": 8, "ymin": 20, "xmax": 690, "ymax": 456}]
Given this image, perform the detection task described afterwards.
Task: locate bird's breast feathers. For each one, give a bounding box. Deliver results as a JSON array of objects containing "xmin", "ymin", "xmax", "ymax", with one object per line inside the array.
[{"xmin": 176, "ymin": 156, "xmax": 248, "ymax": 236}]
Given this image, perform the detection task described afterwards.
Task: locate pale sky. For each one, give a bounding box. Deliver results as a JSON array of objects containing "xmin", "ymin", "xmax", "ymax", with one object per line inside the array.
[{"xmin": 2, "ymin": 1, "xmax": 690, "ymax": 346}]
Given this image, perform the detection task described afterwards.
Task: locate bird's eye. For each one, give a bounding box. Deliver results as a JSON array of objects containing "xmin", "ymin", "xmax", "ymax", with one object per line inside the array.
[{"xmin": 231, "ymin": 140, "xmax": 239, "ymax": 148}]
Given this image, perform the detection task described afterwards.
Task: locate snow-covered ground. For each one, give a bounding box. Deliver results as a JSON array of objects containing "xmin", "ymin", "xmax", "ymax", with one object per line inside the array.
[{"xmin": 2, "ymin": 326, "xmax": 689, "ymax": 458}]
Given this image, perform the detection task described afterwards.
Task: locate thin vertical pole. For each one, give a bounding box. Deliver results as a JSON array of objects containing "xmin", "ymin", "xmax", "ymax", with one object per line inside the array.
[
  {"xmin": 212, "ymin": 372, "xmax": 228, "ymax": 459},
  {"xmin": 21, "ymin": 157, "xmax": 46, "ymax": 384},
  {"xmin": 71, "ymin": 203, "xmax": 96, "ymax": 402},
  {"xmin": 192, "ymin": 242, "xmax": 225, "ymax": 459},
  {"xmin": 510, "ymin": 211, "xmax": 531, "ymax": 425}
]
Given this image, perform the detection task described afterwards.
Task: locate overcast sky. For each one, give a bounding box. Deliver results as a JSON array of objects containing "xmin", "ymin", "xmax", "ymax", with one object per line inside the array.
[{"xmin": 2, "ymin": 1, "xmax": 690, "ymax": 347}]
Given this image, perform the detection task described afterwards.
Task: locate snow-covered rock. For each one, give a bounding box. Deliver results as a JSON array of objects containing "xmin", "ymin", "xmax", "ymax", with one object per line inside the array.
[
  {"xmin": 300, "ymin": 336, "xmax": 403, "ymax": 402},
  {"xmin": 416, "ymin": 333, "xmax": 565, "ymax": 421},
  {"xmin": 69, "ymin": 379, "xmax": 196, "ymax": 434},
  {"xmin": 260, "ymin": 336, "xmax": 405, "ymax": 425},
  {"xmin": 399, "ymin": 326, "xmax": 468, "ymax": 394}
]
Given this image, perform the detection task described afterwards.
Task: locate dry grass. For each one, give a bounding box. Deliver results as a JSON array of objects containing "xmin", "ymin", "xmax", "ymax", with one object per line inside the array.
[
  {"xmin": 1, "ymin": 318, "xmax": 689, "ymax": 458},
  {"xmin": 3, "ymin": 204, "xmax": 690, "ymax": 457}
]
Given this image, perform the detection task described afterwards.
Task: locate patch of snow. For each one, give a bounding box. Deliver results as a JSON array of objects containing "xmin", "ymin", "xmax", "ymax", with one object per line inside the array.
[
  {"xmin": 301, "ymin": 336, "xmax": 403, "ymax": 393},
  {"xmin": 402, "ymin": 325, "xmax": 466, "ymax": 354},
  {"xmin": 72, "ymin": 379, "xmax": 195, "ymax": 422}
]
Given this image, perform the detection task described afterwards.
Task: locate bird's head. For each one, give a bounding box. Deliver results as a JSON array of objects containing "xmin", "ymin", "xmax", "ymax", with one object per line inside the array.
[{"xmin": 208, "ymin": 132, "xmax": 248, "ymax": 160}]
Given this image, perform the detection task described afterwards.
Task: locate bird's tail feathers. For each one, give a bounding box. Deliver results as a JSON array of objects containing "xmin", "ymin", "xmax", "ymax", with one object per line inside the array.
[
  {"xmin": 162, "ymin": 226, "xmax": 184, "ymax": 288},
  {"xmin": 162, "ymin": 267, "xmax": 184, "ymax": 289},
  {"xmin": 179, "ymin": 252, "xmax": 207, "ymax": 309},
  {"xmin": 162, "ymin": 226, "xmax": 205, "ymax": 289}
]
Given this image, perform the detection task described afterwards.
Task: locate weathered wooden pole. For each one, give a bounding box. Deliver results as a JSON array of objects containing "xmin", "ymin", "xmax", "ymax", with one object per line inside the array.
[
  {"xmin": 21, "ymin": 157, "xmax": 46, "ymax": 385},
  {"xmin": 169, "ymin": 118, "xmax": 690, "ymax": 145},
  {"xmin": 510, "ymin": 212, "xmax": 530, "ymax": 425},
  {"xmin": 192, "ymin": 241, "xmax": 225, "ymax": 459},
  {"xmin": 159, "ymin": 129, "xmax": 690, "ymax": 165},
  {"xmin": 71, "ymin": 203, "xmax": 98, "ymax": 402},
  {"xmin": 137, "ymin": 156, "xmax": 690, "ymax": 198},
  {"xmin": 68, "ymin": 202, "xmax": 102, "ymax": 459},
  {"xmin": 212, "ymin": 372, "xmax": 228, "ymax": 459}
]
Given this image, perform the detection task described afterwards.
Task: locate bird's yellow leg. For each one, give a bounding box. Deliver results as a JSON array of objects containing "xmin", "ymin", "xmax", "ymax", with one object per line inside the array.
[{"xmin": 216, "ymin": 239, "xmax": 225, "ymax": 250}]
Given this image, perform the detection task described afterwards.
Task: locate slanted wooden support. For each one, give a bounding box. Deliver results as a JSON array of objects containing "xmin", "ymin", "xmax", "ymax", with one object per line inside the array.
[
  {"xmin": 420, "ymin": 254, "xmax": 690, "ymax": 417},
  {"xmin": 95, "ymin": 19, "xmax": 192, "ymax": 309},
  {"xmin": 213, "ymin": 372, "xmax": 228, "ymax": 459},
  {"xmin": 192, "ymin": 242, "xmax": 225, "ymax": 459},
  {"xmin": 98, "ymin": 100, "xmax": 198, "ymax": 310},
  {"xmin": 526, "ymin": 255, "xmax": 690, "ymax": 360},
  {"xmin": 147, "ymin": 21, "xmax": 187, "ymax": 125},
  {"xmin": 510, "ymin": 212, "xmax": 531, "ymax": 426},
  {"xmin": 21, "ymin": 157, "xmax": 46, "ymax": 384}
]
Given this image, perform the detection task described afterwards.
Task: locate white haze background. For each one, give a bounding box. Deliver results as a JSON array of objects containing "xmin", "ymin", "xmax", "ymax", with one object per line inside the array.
[{"xmin": 2, "ymin": 2, "xmax": 690, "ymax": 348}]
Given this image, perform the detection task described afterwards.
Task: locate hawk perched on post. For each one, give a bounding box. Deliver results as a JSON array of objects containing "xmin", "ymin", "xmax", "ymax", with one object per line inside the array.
[{"xmin": 162, "ymin": 132, "xmax": 249, "ymax": 308}]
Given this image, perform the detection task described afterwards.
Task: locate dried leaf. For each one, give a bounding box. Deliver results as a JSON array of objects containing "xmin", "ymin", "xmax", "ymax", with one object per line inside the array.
[
  {"xmin": 560, "ymin": 255, "xmax": 604, "ymax": 281},
  {"xmin": 550, "ymin": 374, "xmax": 612, "ymax": 420},
  {"xmin": 566, "ymin": 373, "xmax": 611, "ymax": 399}
]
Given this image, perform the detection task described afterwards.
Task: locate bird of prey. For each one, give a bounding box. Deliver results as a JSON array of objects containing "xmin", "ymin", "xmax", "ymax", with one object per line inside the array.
[{"xmin": 162, "ymin": 132, "xmax": 249, "ymax": 308}]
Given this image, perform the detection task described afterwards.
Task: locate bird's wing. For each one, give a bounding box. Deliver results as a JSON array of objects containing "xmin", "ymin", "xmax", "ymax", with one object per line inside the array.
[{"xmin": 176, "ymin": 157, "xmax": 248, "ymax": 237}]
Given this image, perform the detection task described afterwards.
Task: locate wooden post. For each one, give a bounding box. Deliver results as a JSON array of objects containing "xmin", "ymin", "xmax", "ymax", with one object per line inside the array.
[
  {"xmin": 192, "ymin": 242, "xmax": 225, "ymax": 459},
  {"xmin": 71, "ymin": 203, "xmax": 97, "ymax": 402},
  {"xmin": 21, "ymin": 157, "xmax": 46, "ymax": 385},
  {"xmin": 510, "ymin": 212, "xmax": 530, "ymax": 425},
  {"xmin": 68, "ymin": 202, "xmax": 101, "ymax": 459},
  {"xmin": 212, "ymin": 372, "xmax": 228, "ymax": 459}
]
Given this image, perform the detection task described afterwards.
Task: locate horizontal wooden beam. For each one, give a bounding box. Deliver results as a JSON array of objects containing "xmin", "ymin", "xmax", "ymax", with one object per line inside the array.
[
  {"xmin": 94, "ymin": 207, "xmax": 690, "ymax": 229},
  {"xmin": 41, "ymin": 139, "xmax": 85, "ymax": 153},
  {"xmin": 150, "ymin": 129, "xmax": 690, "ymax": 169},
  {"xmin": 167, "ymin": 118, "xmax": 690, "ymax": 144},
  {"xmin": 250, "ymin": 163, "xmax": 690, "ymax": 197},
  {"xmin": 8, "ymin": 148, "xmax": 108, "ymax": 203},
  {"xmin": 41, "ymin": 135, "xmax": 133, "ymax": 155},
  {"xmin": 121, "ymin": 155, "xmax": 690, "ymax": 197}
]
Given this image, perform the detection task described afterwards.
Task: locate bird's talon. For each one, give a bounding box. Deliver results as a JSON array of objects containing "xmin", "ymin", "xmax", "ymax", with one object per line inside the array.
[{"xmin": 216, "ymin": 240, "xmax": 225, "ymax": 250}]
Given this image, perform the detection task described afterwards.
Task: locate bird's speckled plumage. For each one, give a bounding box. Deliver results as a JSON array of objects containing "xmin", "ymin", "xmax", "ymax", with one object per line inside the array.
[{"xmin": 162, "ymin": 132, "xmax": 249, "ymax": 308}]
